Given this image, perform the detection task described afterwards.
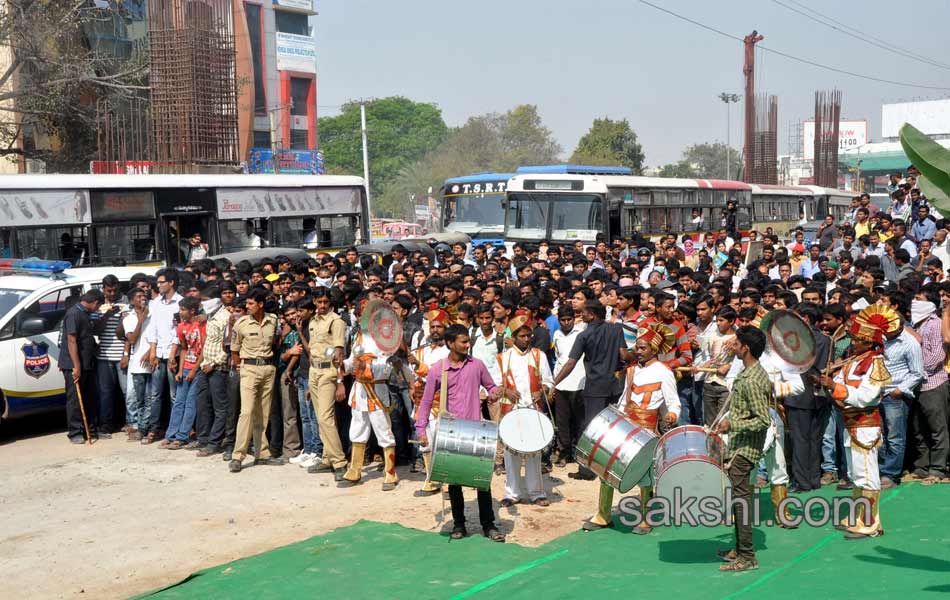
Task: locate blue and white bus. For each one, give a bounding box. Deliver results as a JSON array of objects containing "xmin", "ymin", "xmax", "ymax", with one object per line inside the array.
[
  {"xmin": 441, "ymin": 166, "xmax": 631, "ymax": 248},
  {"xmin": 441, "ymin": 173, "xmax": 512, "ymax": 248}
]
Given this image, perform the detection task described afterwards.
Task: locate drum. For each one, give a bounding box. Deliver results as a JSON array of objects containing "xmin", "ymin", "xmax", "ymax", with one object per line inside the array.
[
  {"xmin": 653, "ymin": 425, "xmax": 729, "ymax": 522},
  {"xmin": 430, "ymin": 415, "xmax": 498, "ymax": 490},
  {"xmin": 499, "ymin": 408, "xmax": 555, "ymax": 456},
  {"xmin": 575, "ymin": 406, "xmax": 659, "ymax": 493}
]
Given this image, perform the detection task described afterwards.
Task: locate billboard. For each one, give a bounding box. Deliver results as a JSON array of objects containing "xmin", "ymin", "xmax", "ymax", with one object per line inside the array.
[
  {"xmin": 275, "ymin": 32, "xmax": 316, "ymax": 73},
  {"xmin": 216, "ymin": 188, "xmax": 361, "ymax": 220},
  {"xmin": 0, "ymin": 190, "xmax": 90, "ymax": 226},
  {"xmin": 247, "ymin": 148, "xmax": 324, "ymax": 174},
  {"xmin": 882, "ymin": 99, "xmax": 950, "ymax": 139},
  {"xmin": 802, "ymin": 119, "xmax": 868, "ymax": 161}
]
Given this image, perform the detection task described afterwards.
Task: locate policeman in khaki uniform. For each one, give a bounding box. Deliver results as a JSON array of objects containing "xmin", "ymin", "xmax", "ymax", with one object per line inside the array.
[
  {"xmin": 228, "ymin": 289, "xmax": 282, "ymax": 473},
  {"xmin": 306, "ymin": 288, "xmax": 349, "ymax": 480}
]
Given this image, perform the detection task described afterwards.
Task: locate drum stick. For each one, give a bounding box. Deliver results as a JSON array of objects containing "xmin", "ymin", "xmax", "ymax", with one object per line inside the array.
[{"xmin": 676, "ymin": 366, "xmax": 720, "ymax": 374}]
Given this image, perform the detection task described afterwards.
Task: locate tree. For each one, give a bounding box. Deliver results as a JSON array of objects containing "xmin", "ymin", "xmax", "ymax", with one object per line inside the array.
[
  {"xmin": 0, "ymin": 1, "xmax": 149, "ymax": 172},
  {"xmin": 682, "ymin": 142, "xmax": 742, "ymax": 179},
  {"xmin": 570, "ymin": 117, "xmax": 644, "ymax": 173},
  {"xmin": 374, "ymin": 104, "xmax": 563, "ymax": 219},
  {"xmin": 658, "ymin": 160, "xmax": 698, "ymax": 178},
  {"xmin": 318, "ymin": 96, "xmax": 448, "ymax": 211}
]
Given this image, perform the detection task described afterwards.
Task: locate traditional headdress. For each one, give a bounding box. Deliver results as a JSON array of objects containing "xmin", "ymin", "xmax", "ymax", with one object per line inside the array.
[
  {"xmin": 850, "ymin": 305, "xmax": 901, "ymax": 345},
  {"xmin": 425, "ymin": 308, "xmax": 450, "ymax": 324},
  {"xmin": 637, "ymin": 323, "xmax": 676, "ymax": 355},
  {"xmin": 507, "ymin": 309, "xmax": 534, "ymax": 334}
]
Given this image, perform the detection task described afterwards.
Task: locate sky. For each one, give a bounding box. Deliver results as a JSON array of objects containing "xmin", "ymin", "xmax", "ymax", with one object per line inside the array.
[{"xmin": 313, "ymin": 0, "xmax": 950, "ymax": 166}]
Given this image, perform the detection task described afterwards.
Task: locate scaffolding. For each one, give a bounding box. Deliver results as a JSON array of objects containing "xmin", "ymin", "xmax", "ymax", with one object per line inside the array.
[
  {"xmin": 147, "ymin": 0, "xmax": 239, "ymax": 167},
  {"xmin": 813, "ymin": 89, "xmax": 842, "ymax": 188}
]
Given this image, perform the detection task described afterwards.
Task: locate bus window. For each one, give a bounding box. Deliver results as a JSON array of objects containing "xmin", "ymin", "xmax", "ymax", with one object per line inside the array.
[
  {"xmin": 322, "ymin": 216, "xmax": 358, "ymax": 247},
  {"xmin": 273, "ymin": 218, "xmax": 307, "ymax": 248},
  {"xmin": 93, "ymin": 223, "xmax": 157, "ymax": 264},
  {"xmin": 16, "ymin": 227, "xmax": 89, "ymax": 265},
  {"xmin": 505, "ymin": 194, "xmax": 550, "ymax": 239},
  {"xmin": 550, "ymin": 196, "xmax": 602, "ymax": 240},
  {"xmin": 220, "ymin": 219, "xmax": 267, "ymax": 253}
]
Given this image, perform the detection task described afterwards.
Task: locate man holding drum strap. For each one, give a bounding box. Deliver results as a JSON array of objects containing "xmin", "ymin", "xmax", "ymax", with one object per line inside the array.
[
  {"xmin": 715, "ymin": 326, "xmax": 772, "ymax": 572},
  {"xmin": 416, "ymin": 324, "xmax": 507, "ymax": 542},
  {"xmin": 497, "ymin": 311, "xmax": 554, "ymax": 508},
  {"xmin": 583, "ymin": 323, "xmax": 678, "ymax": 534}
]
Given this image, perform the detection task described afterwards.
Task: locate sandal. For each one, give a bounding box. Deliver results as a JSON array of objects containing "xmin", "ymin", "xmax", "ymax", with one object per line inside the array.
[
  {"xmin": 920, "ymin": 476, "xmax": 938, "ymax": 486},
  {"xmin": 720, "ymin": 558, "xmax": 758, "ymax": 572},
  {"xmin": 631, "ymin": 524, "xmax": 653, "ymax": 535},
  {"xmin": 717, "ymin": 549, "xmax": 738, "ymax": 562},
  {"xmin": 450, "ymin": 527, "xmax": 467, "ymax": 540},
  {"xmin": 484, "ymin": 527, "xmax": 506, "ymax": 542},
  {"xmin": 532, "ymin": 497, "xmax": 550, "ymax": 507}
]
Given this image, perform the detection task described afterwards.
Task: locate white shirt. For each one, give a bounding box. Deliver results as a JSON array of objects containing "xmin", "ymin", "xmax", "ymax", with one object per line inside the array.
[
  {"xmin": 553, "ymin": 328, "xmax": 585, "ymax": 391},
  {"xmin": 470, "ymin": 327, "xmax": 502, "ymax": 386},
  {"xmin": 239, "ymin": 232, "xmax": 261, "ymax": 250},
  {"xmin": 123, "ymin": 311, "xmax": 152, "ymax": 375},
  {"xmin": 617, "ymin": 360, "xmax": 679, "ymax": 420},
  {"xmin": 499, "ymin": 346, "xmax": 553, "ymax": 408},
  {"xmin": 144, "ymin": 293, "xmax": 182, "ymax": 359},
  {"xmin": 343, "ymin": 354, "xmax": 393, "ymax": 411},
  {"xmin": 303, "ymin": 230, "xmax": 320, "ymax": 249}
]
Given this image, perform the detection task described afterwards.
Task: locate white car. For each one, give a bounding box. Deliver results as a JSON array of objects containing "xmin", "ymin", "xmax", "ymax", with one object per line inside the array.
[{"xmin": 0, "ymin": 260, "xmax": 157, "ymax": 424}]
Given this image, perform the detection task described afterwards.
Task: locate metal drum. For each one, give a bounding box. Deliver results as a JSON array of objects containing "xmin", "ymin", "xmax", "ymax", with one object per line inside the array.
[
  {"xmin": 499, "ymin": 408, "xmax": 555, "ymax": 456},
  {"xmin": 653, "ymin": 425, "xmax": 729, "ymax": 522},
  {"xmin": 430, "ymin": 415, "xmax": 498, "ymax": 490},
  {"xmin": 575, "ymin": 405, "xmax": 659, "ymax": 493}
]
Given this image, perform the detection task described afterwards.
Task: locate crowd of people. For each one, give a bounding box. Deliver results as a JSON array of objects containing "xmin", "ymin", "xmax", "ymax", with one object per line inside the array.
[{"xmin": 58, "ymin": 171, "xmax": 947, "ymax": 563}]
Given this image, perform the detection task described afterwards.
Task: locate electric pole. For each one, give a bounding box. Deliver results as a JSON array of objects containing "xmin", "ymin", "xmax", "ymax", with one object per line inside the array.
[{"xmin": 360, "ymin": 100, "xmax": 372, "ymax": 218}]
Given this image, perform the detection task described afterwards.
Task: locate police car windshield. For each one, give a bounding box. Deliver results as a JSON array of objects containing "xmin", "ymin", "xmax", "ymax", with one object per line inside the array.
[{"xmin": 0, "ymin": 289, "xmax": 31, "ymax": 320}]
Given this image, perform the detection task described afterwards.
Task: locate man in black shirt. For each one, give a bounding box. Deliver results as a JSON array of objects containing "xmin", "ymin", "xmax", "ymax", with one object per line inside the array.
[
  {"xmin": 553, "ymin": 300, "xmax": 626, "ymax": 480},
  {"xmin": 61, "ymin": 289, "xmax": 105, "ymax": 443}
]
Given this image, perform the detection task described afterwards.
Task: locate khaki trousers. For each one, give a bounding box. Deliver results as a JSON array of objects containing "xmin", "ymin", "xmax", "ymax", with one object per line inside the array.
[
  {"xmin": 310, "ymin": 366, "xmax": 347, "ymax": 469},
  {"xmin": 233, "ymin": 364, "xmax": 276, "ymax": 461}
]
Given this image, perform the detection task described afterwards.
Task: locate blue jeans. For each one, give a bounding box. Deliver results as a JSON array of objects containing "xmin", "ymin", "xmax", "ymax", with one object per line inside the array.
[
  {"xmin": 128, "ymin": 373, "xmax": 150, "ymax": 431},
  {"xmin": 879, "ymin": 396, "xmax": 909, "ymax": 481},
  {"xmin": 144, "ymin": 359, "xmax": 177, "ymax": 435},
  {"xmin": 97, "ymin": 359, "xmax": 127, "ymax": 430},
  {"xmin": 297, "ymin": 375, "xmax": 321, "ymax": 454},
  {"xmin": 166, "ymin": 368, "xmax": 199, "ymax": 442},
  {"xmin": 677, "ymin": 378, "xmax": 701, "ymax": 426},
  {"xmin": 821, "ymin": 405, "xmax": 850, "ymax": 476}
]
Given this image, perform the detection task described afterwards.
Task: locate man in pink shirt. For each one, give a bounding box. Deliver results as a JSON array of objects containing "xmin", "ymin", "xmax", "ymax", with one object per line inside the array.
[{"xmin": 416, "ymin": 324, "xmax": 506, "ymax": 542}]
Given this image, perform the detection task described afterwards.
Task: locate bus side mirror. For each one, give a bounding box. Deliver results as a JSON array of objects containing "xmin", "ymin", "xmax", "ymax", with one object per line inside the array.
[{"xmin": 19, "ymin": 316, "xmax": 48, "ymax": 336}]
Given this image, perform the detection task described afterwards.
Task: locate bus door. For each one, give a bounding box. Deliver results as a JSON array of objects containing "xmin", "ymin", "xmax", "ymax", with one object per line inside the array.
[{"xmin": 155, "ymin": 194, "xmax": 218, "ymax": 265}]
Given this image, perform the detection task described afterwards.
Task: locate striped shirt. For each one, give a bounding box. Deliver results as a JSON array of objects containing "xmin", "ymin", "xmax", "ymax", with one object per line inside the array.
[
  {"xmin": 641, "ymin": 316, "xmax": 693, "ymax": 369},
  {"xmin": 916, "ymin": 314, "xmax": 947, "ymax": 392},
  {"xmin": 883, "ymin": 329, "xmax": 924, "ymax": 398},
  {"xmin": 200, "ymin": 306, "xmax": 230, "ymax": 369},
  {"xmin": 94, "ymin": 299, "xmax": 128, "ymax": 361},
  {"xmin": 726, "ymin": 361, "xmax": 771, "ymax": 463}
]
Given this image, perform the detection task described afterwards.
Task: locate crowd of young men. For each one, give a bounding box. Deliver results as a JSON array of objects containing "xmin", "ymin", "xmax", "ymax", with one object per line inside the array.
[{"xmin": 61, "ymin": 179, "xmax": 949, "ymax": 552}]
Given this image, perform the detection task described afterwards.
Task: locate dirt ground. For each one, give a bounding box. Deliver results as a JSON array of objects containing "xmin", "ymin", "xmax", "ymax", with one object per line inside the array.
[{"xmin": 1, "ymin": 414, "xmax": 599, "ymax": 600}]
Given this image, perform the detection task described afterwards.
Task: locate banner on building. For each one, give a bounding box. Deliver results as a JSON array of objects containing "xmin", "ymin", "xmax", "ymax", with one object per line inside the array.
[
  {"xmin": 216, "ymin": 187, "xmax": 361, "ymax": 220},
  {"xmin": 0, "ymin": 190, "xmax": 90, "ymax": 226},
  {"xmin": 276, "ymin": 32, "xmax": 316, "ymax": 73},
  {"xmin": 247, "ymin": 148, "xmax": 324, "ymax": 175},
  {"xmin": 802, "ymin": 120, "xmax": 868, "ymax": 161}
]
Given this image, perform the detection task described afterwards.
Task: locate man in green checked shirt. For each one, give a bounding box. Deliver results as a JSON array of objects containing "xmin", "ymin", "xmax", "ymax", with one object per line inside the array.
[{"xmin": 715, "ymin": 326, "xmax": 772, "ymax": 572}]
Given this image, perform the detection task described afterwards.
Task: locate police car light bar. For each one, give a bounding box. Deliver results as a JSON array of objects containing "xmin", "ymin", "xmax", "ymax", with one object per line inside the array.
[{"xmin": 0, "ymin": 258, "xmax": 72, "ymax": 274}]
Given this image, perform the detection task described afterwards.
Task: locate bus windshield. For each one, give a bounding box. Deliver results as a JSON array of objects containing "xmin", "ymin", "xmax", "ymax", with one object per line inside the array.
[
  {"xmin": 443, "ymin": 193, "xmax": 505, "ymax": 234},
  {"xmin": 506, "ymin": 193, "xmax": 603, "ymax": 242}
]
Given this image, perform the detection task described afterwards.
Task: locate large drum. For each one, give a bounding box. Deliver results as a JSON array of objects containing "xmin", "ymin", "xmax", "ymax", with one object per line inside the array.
[
  {"xmin": 430, "ymin": 415, "xmax": 498, "ymax": 490},
  {"xmin": 653, "ymin": 425, "xmax": 729, "ymax": 522},
  {"xmin": 499, "ymin": 408, "xmax": 555, "ymax": 456},
  {"xmin": 575, "ymin": 406, "xmax": 659, "ymax": 493}
]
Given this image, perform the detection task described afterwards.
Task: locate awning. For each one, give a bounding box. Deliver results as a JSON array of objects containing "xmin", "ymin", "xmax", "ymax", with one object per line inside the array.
[{"xmin": 839, "ymin": 151, "xmax": 911, "ymax": 172}]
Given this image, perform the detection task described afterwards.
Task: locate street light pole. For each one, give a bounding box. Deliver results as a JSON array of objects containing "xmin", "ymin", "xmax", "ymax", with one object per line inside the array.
[{"xmin": 719, "ymin": 93, "xmax": 740, "ymax": 179}]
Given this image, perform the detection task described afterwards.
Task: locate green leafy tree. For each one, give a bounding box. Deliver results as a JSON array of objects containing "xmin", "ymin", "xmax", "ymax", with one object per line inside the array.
[
  {"xmin": 682, "ymin": 142, "xmax": 742, "ymax": 179},
  {"xmin": 318, "ymin": 96, "xmax": 449, "ymax": 213},
  {"xmin": 657, "ymin": 160, "xmax": 698, "ymax": 178},
  {"xmin": 570, "ymin": 117, "xmax": 644, "ymax": 173},
  {"xmin": 375, "ymin": 105, "xmax": 562, "ymax": 219}
]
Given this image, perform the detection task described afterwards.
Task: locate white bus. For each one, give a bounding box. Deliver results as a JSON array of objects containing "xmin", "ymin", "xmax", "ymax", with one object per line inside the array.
[{"xmin": 0, "ymin": 174, "xmax": 369, "ymax": 266}]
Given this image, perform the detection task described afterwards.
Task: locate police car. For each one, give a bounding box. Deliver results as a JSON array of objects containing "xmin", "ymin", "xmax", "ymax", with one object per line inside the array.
[{"xmin": 0, "ymin": 259, "xmax": 156, "ymax": 425}]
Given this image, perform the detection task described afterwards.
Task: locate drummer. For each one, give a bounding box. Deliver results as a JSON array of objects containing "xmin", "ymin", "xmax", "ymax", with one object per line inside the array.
[
  {"xmin": 583, "ymin": 323, "xmax": 679, "ymax": 534},
  {"xmin": 497, "ymin": 311, "xmax": 554, "ymax": 507},
  {"xmin": 408, "ymin": 309, "xmax": 451, "ymax": 495},
  {"xmin": 415, "ymin": 324, "xmax": 507, "ymax": 541}
]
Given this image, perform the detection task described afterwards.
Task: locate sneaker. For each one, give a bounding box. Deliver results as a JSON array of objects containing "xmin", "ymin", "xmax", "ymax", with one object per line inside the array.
[
  {"xmin": 222, "ymin": 450, "xmax": 233, "ymax": 461},
  {"xmin": 289, "ymin": 452, "xmax": 311, "ymax": 465},
  {"xmin": 69, "ymin": 436, "xmax": 86, "ymax": 445},
  {"xmin": 300, "ymin": 454, "xmax": 320, "ymax": 468}
]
